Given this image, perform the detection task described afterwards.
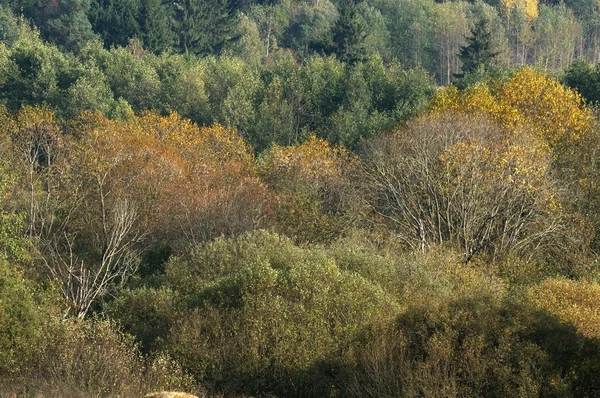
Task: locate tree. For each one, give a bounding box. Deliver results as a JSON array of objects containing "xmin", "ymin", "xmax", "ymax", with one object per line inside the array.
[
  {"xmin": 332, "ymin": 0, "xmax": 367, "ymax": 64},
  {"xmin": 563, "ymin": 60, "xmax": 599, "ymax": 103},
  {"xmin": 140, "ymin": 0, "xmax": 174, "ymax": 54},
  {"xmin": 247, "ymin": 1, "xmax": 289, "ymax": 58},
  {"xmin": 431, "ymin": 68, "xmax": 593, "ymax": 150},
  {"xmin": 532, "ymin": 4, "xmax": 581, "ymax": 71},
  {"xmin": 281, "ymin": 0, "xmax": 338, "ymax": 58},
  {"xmin": 40, "ymin": 0, "xmax": 97, "ymax": 51},
  {"xmin": 259, "ymin": 136, "xmax": 357, "ymax": 243},
  {"xmin": 0, "ymin": 256, "xmax": 43, "ymax": 373},
  {"xmin": 430, "ymin": 69, "xmax": 599, "ymax": 257},
  {"xmin": 0, "ymin": 5, "xmax": 19, "ymax": 45},
  {"xmin": 433, "ymin": 1, "xmax": 468, "ymax": 85},
  {"xmin": 456, "ymin": 15, "xmax": 499, "ymax": 78},
  {"xmin": 500, "ymin": 0, "xmax": 538, "ymax": 20},
  {"xmin": 172, "ymin": 0, "xmax": 238, "ymax": 55},
  {"xmin": 165, "ymin": 230, "xmax": 399, "ymax": 396},
  {"xmin": 89, "ymin": 0, "xmax": 142, "ymax": 48},
  {"xmin": 255, "ymin": 76, "xmax": 295, "ymax": 150},
  {"xmin": 359, "ymin": 111, "xmax": 567, "ymax": 261}
]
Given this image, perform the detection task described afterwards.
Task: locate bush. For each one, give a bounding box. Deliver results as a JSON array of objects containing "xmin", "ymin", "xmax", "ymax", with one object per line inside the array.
[
  {"xmin": 3, "ymin": 317, "xmax": 200, "ymax": 397},
  {"xmin": 343, "ymin": 294, "xmax": 600, "ymax": 397},
  {"xmin": 0, "ymin": 256, "xmax": 43, "ymax": 374},
  {"xmin": 32, "ymin": 319, "xmax": 146, "ymax": 397},
  {"xmin": 106, "ymin": 287, "xmax": 182, "ymax": 354},
  {"xmin": 165, "ymin": 230, "xmax": 400, "ymax": 397}
]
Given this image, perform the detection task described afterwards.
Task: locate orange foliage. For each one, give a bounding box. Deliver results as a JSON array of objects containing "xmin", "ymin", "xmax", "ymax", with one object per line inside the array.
[
  {"xmin": 62, "ymin": 111, "xmax": 274, "ymax": 246},
  {"xmin": 259, "ymin": 136, "xmax": 356, "ymax": 243},
  {"xmin": 260, "ymin": 136, "xmax": 353, "ymax": 186}
]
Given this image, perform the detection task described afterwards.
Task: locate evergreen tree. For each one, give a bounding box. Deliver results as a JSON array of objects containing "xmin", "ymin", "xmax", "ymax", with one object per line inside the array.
[
  {"xmin": 332, "ymin": 0, "xmax": 367, "ymax": 64},
  {"xmin": 456, "ymin": 16, "xmax": 498, "ymax": 78},
  {"xmin": 173, "ymin": 0, "xmax": 238, "ymax": 55},
  {"xmin": 140, "ymin": 0, "xmax": 174, "ymax": 54},
  {"xmin": 89, "ymin": 0, "xmax": 141, "ymax": 48},
  {"xmin": 42, "ymin": 0, "xmax": 97, "ymax": 51}
]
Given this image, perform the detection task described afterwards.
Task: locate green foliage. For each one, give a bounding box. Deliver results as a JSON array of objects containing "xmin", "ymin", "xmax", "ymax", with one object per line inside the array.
[
  {"xmin": 172, "ymin": 0, "xmax": 238, "ymax": 55},
  {"xmin": 0, "ymin": 30, "xmax": 68, "ymax": 111},
  {"xmin": 165, "ymin": 231, "xmax": 400, "ymax": 396},
  {"xmin": 106, "ymin": 287, "xmax": 181, "ymax": 354},
  {"xmin": 0, "ymin": 256, "xmax": 43, "ymax": 373},
  {"xmin": 281, "ymin": 0, "xmax": 337, "ymax": 57},
  {"xmin": 102, "ymin": 45, "xmax": 161, "ymax": 111},
  {"xmin": 89, "ymin": 0, "xmax": 142, "ymax": 48},
  {"xmin": 457, "ymin": 15, "xmax": 499, "ymax": 78},
  {"xmin": 39, "ymin": 0, "xmax": 97, "ymax": 52},
  {"xmin": 563, "ymin": 59, "xmax": 600, "ymax": 104},
  {"xmin": 139, "ymin": 0, "xmax": 175, "ymax": 54},
  {"xmin": 332, "ymin": 0, "xmax": 367, "ymax": 64},
  {"xmin": 0, "ymin": 5, "xmax": 20, "ymax": 45},
  {"xmin": 345, "ymin": 294, "xmax": 600, "ymax": 397}
]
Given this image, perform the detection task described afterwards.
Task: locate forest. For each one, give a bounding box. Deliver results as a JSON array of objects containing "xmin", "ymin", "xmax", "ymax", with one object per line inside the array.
[{"xmin": 4, "ymin": 0, "xmax": 600, "ymax": 396}]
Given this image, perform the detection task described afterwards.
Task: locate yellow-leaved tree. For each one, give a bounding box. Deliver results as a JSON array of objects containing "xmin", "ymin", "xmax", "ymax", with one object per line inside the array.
[
  {"xmin": 360, "ymin": 68, "xmax": 594, "ymax": 262},
  {"xmin": 359, "ymin": 110, "xmax": 566, "ymax": 261},
  {"xmin": 430, "ymin": 68, "xmax": 593, "ymax": 150},
  {"xmin": 430, "ymin": 67, "xmax": 596, "ymax": 256},
  {"xmin": 501, "ymin": 0, "xmax": 539, "ymax": 20}
]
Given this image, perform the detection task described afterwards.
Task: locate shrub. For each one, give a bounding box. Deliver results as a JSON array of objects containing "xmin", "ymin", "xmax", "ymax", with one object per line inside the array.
[
  {"xmin": 343, "ymin": 294, "xmax": 600, "ymax": 397},
  {"xmin": 0, "ymin": 256, "xmax": 43, "ymax": 374},
  {"xmin": 165, "ymin": 230, "xmax": 400, "ymax": 397}
]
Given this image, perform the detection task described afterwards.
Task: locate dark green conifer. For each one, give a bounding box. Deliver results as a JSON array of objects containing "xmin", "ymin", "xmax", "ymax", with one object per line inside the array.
[
  {"xmin": 456, "ymin": 16, "xmax": 498, "ymax": 78},
  {"xmin": 332, "ymin": 0, "xmax": 367, "ymax": 65},
  {"xmin": 173, "ymin": 0, "xmax": 238, "ymax": 55},
  {"xmin": 140, "ymin": 0, "xmax": 174, "ymax": 54}
]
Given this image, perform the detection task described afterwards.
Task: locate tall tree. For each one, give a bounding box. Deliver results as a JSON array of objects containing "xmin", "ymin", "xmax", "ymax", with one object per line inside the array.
[
  {"xmin": 140, "ymin": 0, "xmax": 174, "ymax": 53},
  {"xmin": 332, "ymin": 0, "xmax": 367, "ymax": 64},
  {"xmin": 456, "ymin": 16, "xmax": 499, "ymax": 77},
  {"xmin": 26, "ymin": 0, "xmax": 97, "ymax": 51},
  {"xmin": 89, "ymin": 0, "xmax": 141, "ymax": 48},
  {"xmin": 173, "ymin": 0, "xmax": 238, "ymax": 55}
]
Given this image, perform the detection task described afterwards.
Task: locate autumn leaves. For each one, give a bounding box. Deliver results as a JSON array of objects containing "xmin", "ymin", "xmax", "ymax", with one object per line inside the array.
[{"xmin": 0, "ymin": 67, "xmax": 595, "ymax": 318}]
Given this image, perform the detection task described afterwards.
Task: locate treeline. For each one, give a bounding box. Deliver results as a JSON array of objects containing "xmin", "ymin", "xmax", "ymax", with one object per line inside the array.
[
  {"xmin": 3, "ymin": 67, "xmax": 600, "ymax": 396},
  {"xmin": 3, "ymin": 0, "xmax": 600, "ymax": 84},
  {"xmin": 0, "ymin": 18, "xmax": 434, "ymax": 151}
]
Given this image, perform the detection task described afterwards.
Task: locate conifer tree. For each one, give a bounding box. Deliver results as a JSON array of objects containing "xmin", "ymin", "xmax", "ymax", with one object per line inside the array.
[
  {"xmin": 332, "ymin": 0, "xmax": 367, "ymax": 65},
  {"xmin": 140, "ymin": 0, "xmax": 174, "ymax": 53},
  {"xmin": 173, "ymin": 0, "xmax": 238, "ymax": 55},
  {"xmin": 456, "ymin": 16, "xmax": 498, "ymax": 78}
]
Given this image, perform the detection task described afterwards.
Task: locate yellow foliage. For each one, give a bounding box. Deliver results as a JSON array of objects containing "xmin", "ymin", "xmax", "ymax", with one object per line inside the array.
[
  {"xmin": 261, "ymin": 136, "xmax": 353, "ymax": 182},
  {"xmin": 259, "ymin": 136, "xmax": 356, "ymax": 243},
  {"xmin": 59, "ymin": 110, "xmax": 272, "ymax": 243},
  {"xmin": 431, "ymin": 68, "xmax": 593, "ymax": 151},
  {"xmin": 528, "ymin": 278, "xmax": 600, "ymax": 339},
  {"xmin": 501, "ymin": 0, "xmax": 539, "ymax": 20},
  {"xmin": 137, "ymin": 112, "xmax": 254, "ymax": 176}
]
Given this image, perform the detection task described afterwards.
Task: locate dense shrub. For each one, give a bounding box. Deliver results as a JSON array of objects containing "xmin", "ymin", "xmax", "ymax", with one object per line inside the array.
[
  {"xmin": 106, "ymin": 287, "xmax": 182, "ymax": 354},
  {"xmin": 343, "ymin": 294, "xmax": 600, "ymax": 397},
  {"xmin": 9, "ymin": 319, "xmax": 198, "ymax": 397},
  {"xmin": 0, "ymin": 256, "xmax": 44, "ymax": 374},
  {"xmin": 165, "ymin": 230, "xmax": 400, "ymax": 397}
]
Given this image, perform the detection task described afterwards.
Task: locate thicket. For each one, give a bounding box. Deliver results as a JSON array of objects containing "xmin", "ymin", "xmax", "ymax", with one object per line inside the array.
[
  {"xmin": 4, "ymin": 1, "xmax": 600, "ymax": 396},
  {"xmin": 1, "ymin": 63, "xmax": 600, "ymax": 396}
]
